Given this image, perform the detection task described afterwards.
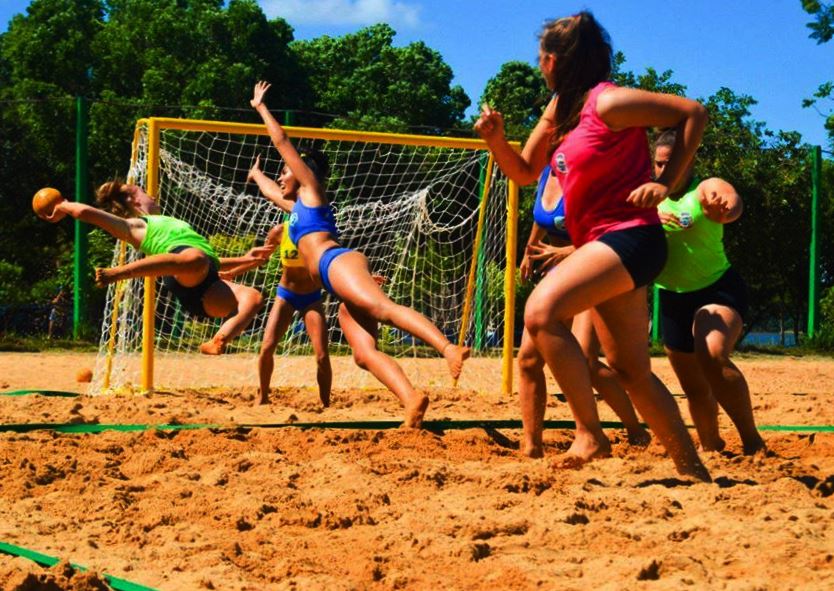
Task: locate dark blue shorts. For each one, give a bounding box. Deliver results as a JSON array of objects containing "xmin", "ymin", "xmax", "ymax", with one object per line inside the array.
[
  {"xmin": 161, "ymin": 246, "xmax": 220, "ymax": 319},
  {"xmin": 659, "ymin": 267, "xmax": 748, "ymax": 353},
  {"xmin": 318, "ymin": 246, "xmax": 352, "ymax": 295},
  {"xmin": 276, "ymin": 285, "xmax": 322, "ymax": 312},
  {"xmin": 596, "ymin": 224, "xmax": 667, "ymax": 288}
]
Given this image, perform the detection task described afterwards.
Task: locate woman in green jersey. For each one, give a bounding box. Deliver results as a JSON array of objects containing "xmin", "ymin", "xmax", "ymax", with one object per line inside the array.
[
  {"xmin": 654, "ymin": 130, "xmax": 765, "ymax": 454},
  {"xmin": 46, "ymin": 180, "xmax": 269, "ymax": 355}
]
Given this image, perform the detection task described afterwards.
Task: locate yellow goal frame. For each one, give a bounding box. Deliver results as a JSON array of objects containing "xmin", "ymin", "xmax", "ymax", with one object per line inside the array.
[{"xmin": 116, "ymin": 117, "xmax": 520, "ymax": 395}]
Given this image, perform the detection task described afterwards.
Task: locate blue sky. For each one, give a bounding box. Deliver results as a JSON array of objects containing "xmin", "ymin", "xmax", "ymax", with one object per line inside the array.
[{"xmin": 1, "ymin": 0, "xmax": 831, "ymax": 146}]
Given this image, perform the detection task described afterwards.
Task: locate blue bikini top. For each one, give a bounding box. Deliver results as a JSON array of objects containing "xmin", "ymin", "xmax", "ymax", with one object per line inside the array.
[
  {"xmin": 533, "ymin": 165, "xmax": 569, "ymax": 241},
  {"xmin": 288, "ymin": 199, "xmax": 339, "ymax": 245}
]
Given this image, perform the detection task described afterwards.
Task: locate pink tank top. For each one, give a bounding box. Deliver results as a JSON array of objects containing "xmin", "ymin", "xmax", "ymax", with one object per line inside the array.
[{"xmin": 550, "ymin": 81, "xmax": 659, "ymax": 246}]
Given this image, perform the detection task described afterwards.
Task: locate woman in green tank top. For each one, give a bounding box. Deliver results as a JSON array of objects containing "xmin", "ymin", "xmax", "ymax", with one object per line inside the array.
[
  {"xmin": 654, "ymin": 130, "xmax": 764, "ymax": 455},
  {"xmin": 45, "ymin": 180, "xmax": 270, "ymax": 355}
]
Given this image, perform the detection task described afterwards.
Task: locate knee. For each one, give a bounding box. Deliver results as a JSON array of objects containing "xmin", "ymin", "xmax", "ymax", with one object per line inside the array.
[
  {"xmin": 259, "ymin": 339, "xmax": 277, "ymax": 357},
  {"xmin": 523, "ymin": 301, "xmax": 551, "ymax": 336},
  {"xmin": 517, "ymin": 346, "xmax": 544, "ymax": 375},
  {"xmin": 244, "ymin": 288, "xmax": 265, "ymax": 311},
  {"xmin": 607, "ymin": 359, "xmax": 651, "ymax": 391},
  {"xmin": 315, "ymin": 350, "xmax": 330, "ymax": 367},
  {"xmin": 693, "ymin": 337, "xmax": 731, "ymax": 371},
  {"xmin": 352, "ymin": 350, "xmax": 370, "ymax": 371}
]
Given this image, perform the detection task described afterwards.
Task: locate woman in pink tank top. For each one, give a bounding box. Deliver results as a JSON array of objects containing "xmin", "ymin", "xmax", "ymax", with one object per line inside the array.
[{"xmin": 475, "ymin": 11, "xmax": 710, "ymax": 481}]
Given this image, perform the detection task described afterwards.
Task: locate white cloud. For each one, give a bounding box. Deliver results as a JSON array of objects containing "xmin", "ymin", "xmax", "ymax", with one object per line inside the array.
[{"xmin": 260, "ymin": 0, "xmax": 422, "ymax": 28}]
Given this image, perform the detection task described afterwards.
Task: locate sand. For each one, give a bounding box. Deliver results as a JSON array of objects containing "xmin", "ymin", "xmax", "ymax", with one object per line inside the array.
[{"xmin": 0, "ymin": 351, "xmax": 832, "ymax": 590}]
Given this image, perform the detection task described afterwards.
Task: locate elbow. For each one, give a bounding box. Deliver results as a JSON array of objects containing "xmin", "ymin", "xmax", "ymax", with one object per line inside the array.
[{"xmin": 691, "ymin": 102, "xmax": 709, "ymax": 128}]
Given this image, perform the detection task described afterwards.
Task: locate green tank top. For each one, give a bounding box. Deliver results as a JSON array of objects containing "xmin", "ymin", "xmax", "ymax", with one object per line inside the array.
[
  {"xmin": 139, "ymin": 215, "xmax": 220, "ymax": 268},
  {"xmin": 654, "ymin": 181, "xmax": 730, "ymax": 292}
]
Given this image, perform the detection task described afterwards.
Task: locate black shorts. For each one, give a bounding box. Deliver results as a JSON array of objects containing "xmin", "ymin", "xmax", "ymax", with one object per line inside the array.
[
  {"xmin": 160, "ymin": 246, "xmax": 220, "ymax": 319},
  {"xmin": 659, "ymin": 267, "xmax": 748, "ymax": 353},
  {"xmin": 596, "ymin": 224, "xmax": 667, "ymax": 288}
]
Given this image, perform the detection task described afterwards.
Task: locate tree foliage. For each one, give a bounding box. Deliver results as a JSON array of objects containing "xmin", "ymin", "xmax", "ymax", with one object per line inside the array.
[{"xmin": 292, "ymin": 24, "xmax": 469, "ymax": 131}]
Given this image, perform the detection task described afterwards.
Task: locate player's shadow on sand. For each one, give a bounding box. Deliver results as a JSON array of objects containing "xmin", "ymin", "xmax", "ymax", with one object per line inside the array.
[{"xmin": 636, "ymin": 476, "xmax": 759, "ymax": 488}]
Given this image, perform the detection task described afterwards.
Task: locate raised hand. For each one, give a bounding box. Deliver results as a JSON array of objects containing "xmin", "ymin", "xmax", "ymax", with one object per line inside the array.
[
  {"xmin": 247, "ymin": 154, "xmax": 262, "ymax": 183},
  {"xmin": 627, "ymin": 181, "xmax": 668, "ymax": 208},
  {"xmin": 251, "ymin": 81, "xmax": 271, "ymax": 109},
  {"xmin": 474, "ymin": 103, "xmax": 505, "ymax": 142}
]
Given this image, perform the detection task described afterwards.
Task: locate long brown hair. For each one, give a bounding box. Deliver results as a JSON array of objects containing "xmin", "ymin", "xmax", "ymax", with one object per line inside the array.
[
  {"xmin": 540, "ymin": 11, "xmax": 612, "ymax": 147},
  {"xmin": 95, "ymin": 179, "xmax": 133, "ymax": 218}
]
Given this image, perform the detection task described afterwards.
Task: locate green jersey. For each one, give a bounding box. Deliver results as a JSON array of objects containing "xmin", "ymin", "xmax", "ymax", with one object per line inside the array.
[
  {"xmin": 139, "ymin": 215, "xmax": 220, "ymax": 268},
  {"xmin": 655, "ymin": 181, "xmax": 730, "ymax": 293}
]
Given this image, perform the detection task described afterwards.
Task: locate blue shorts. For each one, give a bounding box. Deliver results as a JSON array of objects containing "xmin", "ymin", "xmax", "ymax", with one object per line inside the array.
[
  {"xmin": 276, "ymin": 285, "xmax": 322, "ymax": 312},
  {"xmin": 318, "ymin": 246, "xmax": 352, "ymax": 295}
]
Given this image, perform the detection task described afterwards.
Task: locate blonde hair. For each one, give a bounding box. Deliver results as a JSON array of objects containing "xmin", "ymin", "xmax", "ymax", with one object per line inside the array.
[{"xmin": 95, "ymin": 179, "xmax": 133, "ymax": 218}]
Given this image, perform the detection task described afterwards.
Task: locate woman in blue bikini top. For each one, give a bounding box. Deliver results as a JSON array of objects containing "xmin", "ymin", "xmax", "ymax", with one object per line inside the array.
[{"xmin": 249, "ymin": 81, "xmax": 471, "ymax": 426}]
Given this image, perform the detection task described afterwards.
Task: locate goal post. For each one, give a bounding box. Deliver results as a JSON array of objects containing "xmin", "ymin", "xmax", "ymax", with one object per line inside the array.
[{"xmin": 91, "ymin": 117, "xmax": 520, "ymax": 396}]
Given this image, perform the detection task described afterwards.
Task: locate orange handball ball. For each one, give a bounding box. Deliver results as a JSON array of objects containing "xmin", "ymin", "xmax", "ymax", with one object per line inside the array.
[
  {"xmin": 76, "ymin": 368, "xmax": 93, "ymax": 383},
  {"xmin": 32, "ymin": 187, "xmax": 66, "ymax": 221}
]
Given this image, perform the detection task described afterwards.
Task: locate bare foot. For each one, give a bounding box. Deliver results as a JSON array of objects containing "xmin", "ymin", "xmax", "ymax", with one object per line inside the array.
[
  {"xmin": 675, "ymin": 460, "xmax": 712, "ymax": 483},
  {"xmin": 199, "ymin": 335, "xmax": 227, "ymax": 355},
  {"xmin": 742, "ymin": 436, "xmax": 766, "ymax": 456},
  {"xmin": 256, "ymin": 389, "xmax": 269, "ymax": 406},
  {"xmin": 443, "ymin": 344, "xmax": 471, "ymax": 381},
  {"xmin": 320, "ymin": 389, "xmax": 331, "ymax": 408},
  {"xmin": 402, "ymin": 393, "xmax": 429, "ymax": 429},
  {"xmin": 553, "ymin": 432, "xmax": 611, "ymax": 469},
  {"xmin": 627, "ymin": 428, "xmax": 652, "ymax": 447},
  {"xmin": 698, "ymin": 436, "xmax": 726, "ymax": 453},
  {"xmin": 521, "ymin": 443, "xmax": 544, "ymax": 459}
]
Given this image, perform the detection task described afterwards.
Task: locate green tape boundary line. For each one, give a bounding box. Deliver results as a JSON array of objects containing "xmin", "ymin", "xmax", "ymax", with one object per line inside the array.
[
  {"xmin": 0, "ymin": 390, "xmax": 79, "ymax": 397},
  {"xmin": 0, "ymin": 541, "xmax": 157, "ymax": 591},
  {"xmin": 0, "ymin": 420, "xmax": 832, "ymax": 434}
]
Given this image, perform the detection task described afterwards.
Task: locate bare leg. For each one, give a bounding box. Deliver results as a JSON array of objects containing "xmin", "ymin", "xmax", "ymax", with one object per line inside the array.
[
  {"xmin": 517, "ymin": 328, "xmax": 548, "ymax": 458},
  {"xmin": 337, "ymin": 302, "xmax": 428, "ymax": 428},
  {"xmin": 693, "ymin": 305, "xmax": 764, "ymax": 454},
  {"xmin": 666, "ymin": 348, "xmax": 725, "ymax": 451},
  {"xmin": 200, "ymin": 281, "xmax": 264, "ymax": 355},
  {"xmin": 96, "ymin": 247, "xmax": 210, "ymax": 287},
  {"xmin": 257, "ymin": 297, "xmax": 295, "ymax": 404},
  {"xmin": 303, "ymin": 302, "xmax": 332, "ymax": 408},
  {"xmin": 327, "ymin": 250, "xmax": 469, "ymax": 380},
  {"xmin": 593, "ymin": 288, "xmax": 710, "ymax": 481},
  {"xmin": 574, "ymin": 309, "xmax": 651, "ymax": 446},
  {"xmin": 523, "ymin": 243, "xmax": 631, "ymax": 467}
]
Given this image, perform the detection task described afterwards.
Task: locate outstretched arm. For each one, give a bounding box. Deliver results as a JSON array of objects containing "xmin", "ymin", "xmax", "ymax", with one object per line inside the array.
[
  {"xmin": 247, "ymin": 154, "xmax": 296, "ymax": 213},
  {"xmin": 474, "ymin": 98, "xmax": 555, "ymax": 186},
  {"xmin": 48, "ymin": 201, "xmax": 143, "ymax": 247},
  {"xmin": 698, "ymin": 177, "xmax": 743, "ymax": 224},
  {"xmin": 218, "ymin": 245, "xmax": 275, "ymax": 274},
  {"xmin": 251, "ymin": 81, "xmax": 321, "ymax": 192}
]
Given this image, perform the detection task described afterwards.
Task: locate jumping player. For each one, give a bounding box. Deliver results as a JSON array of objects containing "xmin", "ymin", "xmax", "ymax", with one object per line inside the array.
[
  {"xmin": 46, "ymin": 180, "xmax": 268, "ymax": 355},
  {"xmin": 476, "ymin": 12, "xmax": 710, "ymax": 480},
  {"xmin": 653, "ymin": 129, "xmax": 765, "ymax": 454},
  {"xmin": 249, "ymin": 81, "xmax": 470, "ymax": 427}
]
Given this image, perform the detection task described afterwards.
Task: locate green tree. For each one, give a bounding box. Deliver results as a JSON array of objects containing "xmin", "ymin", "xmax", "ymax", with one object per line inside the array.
[
  {"xmin": 292, "ymin": 24, "xmax": 469, "ymax": 132},
  {"xmin": 478, "ymin": 61, "xmax": 549, "ymax": 140},
  {"xmin": 801, "ymin": 0, "xmax": 834, "ymax": 146}
]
